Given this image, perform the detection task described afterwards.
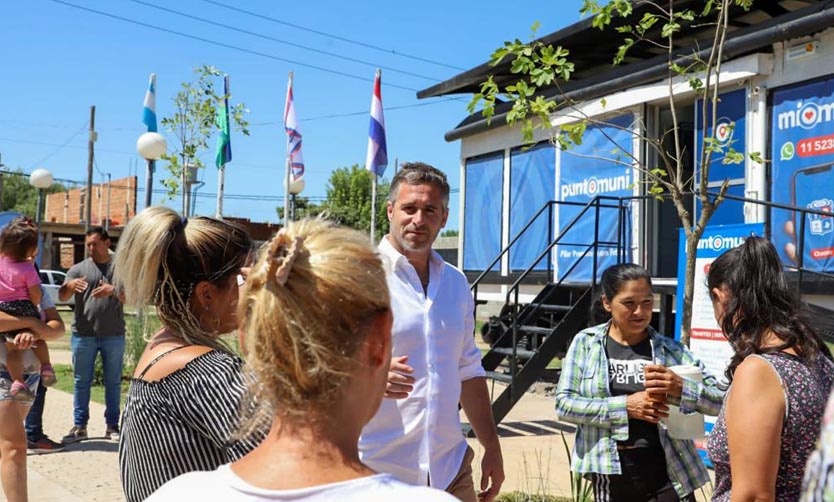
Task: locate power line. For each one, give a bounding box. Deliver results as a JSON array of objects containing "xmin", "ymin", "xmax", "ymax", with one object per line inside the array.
[
  {"xmin": 199, "ymin": 0, "xmax": 466, "ymax": 72},
  {"xmin": 127, "ymin": 0, "xmax": 443, "ymax": 83},
  {"xmin": 46, "ymin": 0, "xmax": 422, "ymax": 94},
  {"xmin": 250, "ymin": 96, "xmax": 462, "ymax": 125},
  {"xmin": 27, "ymin": 122, "xmax": 88, "ymax": 169}
]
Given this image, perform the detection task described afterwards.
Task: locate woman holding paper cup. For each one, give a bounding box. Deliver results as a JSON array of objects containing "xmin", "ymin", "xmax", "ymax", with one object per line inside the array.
[
  {"xmin": 555, "ymin": 263, "xmax": 723, "ymax": 502},
  {"xmin": 706, "ymin": 236, "xmax": 834, "ymax": 501}
]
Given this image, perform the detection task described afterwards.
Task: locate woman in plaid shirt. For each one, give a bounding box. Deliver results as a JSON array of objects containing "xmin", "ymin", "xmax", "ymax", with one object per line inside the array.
[{"xmin": 555, "ymin": 263, "xmax": 724, "ymax": 501}]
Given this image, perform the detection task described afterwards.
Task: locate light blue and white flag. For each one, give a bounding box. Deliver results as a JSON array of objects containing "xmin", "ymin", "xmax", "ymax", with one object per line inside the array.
[{"xmin": 142, "ymin": 73, "xmax": 157, "ymax": 133}]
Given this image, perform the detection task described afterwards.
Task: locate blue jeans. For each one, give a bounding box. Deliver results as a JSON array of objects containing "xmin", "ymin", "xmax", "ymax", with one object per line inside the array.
[{"xmin": 71, "ymin": 334, "xmax": 125, "ymax": 427}]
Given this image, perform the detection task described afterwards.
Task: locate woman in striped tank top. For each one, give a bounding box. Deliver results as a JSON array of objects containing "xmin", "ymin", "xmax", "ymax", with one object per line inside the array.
[
  {"xmin": 147, "ymin": 218, "xmax": 456, "ymax": 501},
  {"xmin": 113, "ymin": 206, "xmax": 265, "ymax": 502}
]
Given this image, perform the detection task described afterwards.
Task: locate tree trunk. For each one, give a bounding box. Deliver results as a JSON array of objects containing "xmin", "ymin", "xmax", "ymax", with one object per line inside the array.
[{"xmin": 680, "ymin": 233, "xmax": 700, "ymax": 346}]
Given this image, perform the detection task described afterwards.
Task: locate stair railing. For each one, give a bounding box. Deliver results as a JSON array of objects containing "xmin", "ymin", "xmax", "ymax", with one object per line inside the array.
[{"xmin": 484, "ymin": 196, "xmax": 630, "ymax": 397}]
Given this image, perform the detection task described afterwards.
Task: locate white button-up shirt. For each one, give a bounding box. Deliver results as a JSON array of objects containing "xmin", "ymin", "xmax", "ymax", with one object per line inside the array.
[{"xmin": 359, "ymin": 237, "xmax": 486, "ymax": 489}]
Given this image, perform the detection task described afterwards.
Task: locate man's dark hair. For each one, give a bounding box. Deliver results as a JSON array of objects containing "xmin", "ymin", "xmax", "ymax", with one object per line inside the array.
[
  {"xmin": 388, "ymin": 162, "xmax": 450, "ymax": 208},
  {"xmin": 86, "ymin": 226, "xmax": 109, "ymax": 241}
]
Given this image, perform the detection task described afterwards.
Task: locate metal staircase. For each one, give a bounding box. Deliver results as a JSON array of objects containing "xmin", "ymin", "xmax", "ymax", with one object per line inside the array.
[
  {"xmin": 468, "ymin": 191, "xmax": 834, "ymax": 427},
  {"xmin": 470, "ymin": 196, "xmax": 629, "ymax": 426},
  {"xmin": 482, "ymin": 284, "xmax": 591, "ymax": 424}
]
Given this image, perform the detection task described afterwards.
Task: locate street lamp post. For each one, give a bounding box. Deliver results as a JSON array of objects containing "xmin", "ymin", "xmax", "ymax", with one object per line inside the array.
[
  {"xmin": 29, "ymin": 168, "xmax": 54, "ymax": 226},
  {"xmin": 286, "ymin": 177, "xmax": 305, "ymax": 222},
  {"xmin": 136, "ymin": 132, "xmax": 167, "ymax": 209}
]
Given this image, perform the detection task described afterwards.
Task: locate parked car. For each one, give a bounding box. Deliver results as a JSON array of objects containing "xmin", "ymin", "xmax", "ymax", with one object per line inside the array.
[{"xmin": 40, "ymin": 269, "xmax": 74, "ymax": 307}]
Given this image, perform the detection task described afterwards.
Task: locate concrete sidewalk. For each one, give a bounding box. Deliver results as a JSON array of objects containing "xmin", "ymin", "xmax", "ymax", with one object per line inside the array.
[
  {"xmin": 19, "ymin": 378, "xmax": 123, "ymax": 501},
  {"xmin": 12, "ymin": 350, "xmax": 577, "ymax": 501},
  {"xmin": 465, "ymin": 384, "xmax": 575, "ymax": 498}
]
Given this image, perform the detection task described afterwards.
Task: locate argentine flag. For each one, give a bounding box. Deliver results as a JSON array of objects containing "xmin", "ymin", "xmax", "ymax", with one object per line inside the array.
[{"xmin": 142, "ymin": 73, "xmax": 157, "ymax": 133}]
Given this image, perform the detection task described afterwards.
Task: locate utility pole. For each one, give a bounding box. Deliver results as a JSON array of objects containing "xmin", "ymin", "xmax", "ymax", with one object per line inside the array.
[
  {"xmin": 85, "ymin": 106, "xmax": 96, "ymax": 232},
  {"xmin": 105, "ymin": 173, "xmax": 111, "ymax": 231},
  {"xmin": 0, "ymin": 153, "xmax": 4, "ymax": 212}
]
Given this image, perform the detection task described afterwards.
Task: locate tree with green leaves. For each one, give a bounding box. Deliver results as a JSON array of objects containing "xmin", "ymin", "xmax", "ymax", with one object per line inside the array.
[
  {"xmin": 159, "ymin": 65, "xmax": 249, "ymax": 200},
  {"xmin": 321, "ymin": 165, "xmax": 389, "ymax": 238},
  {"xmin": 469, "ymin": 0, "xmax": 759, "ymax": 344},
  {"xmin": 1, "ymin": 170, "xmax": 66, "ymax": 218},
  {"xmin": 275, "ymin": 196, "xmax": 323, "ymax": 221}
]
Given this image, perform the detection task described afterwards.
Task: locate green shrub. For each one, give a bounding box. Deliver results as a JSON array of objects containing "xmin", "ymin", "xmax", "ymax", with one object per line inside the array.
[{"xmin": 123, "ymin": 310, "xmax": 162, "ymax": 376}]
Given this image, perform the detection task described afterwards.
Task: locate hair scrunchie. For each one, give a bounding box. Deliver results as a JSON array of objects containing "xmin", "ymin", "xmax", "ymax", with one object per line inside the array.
[{"xmin": 265, "ymin": 230, "xmax": 304, "ymax": 286}]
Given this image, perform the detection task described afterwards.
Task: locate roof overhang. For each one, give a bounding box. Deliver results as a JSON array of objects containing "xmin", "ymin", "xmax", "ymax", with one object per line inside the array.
[{"xmin": 419, "ymin": 0, "xmax": 834, "ymax": 143}]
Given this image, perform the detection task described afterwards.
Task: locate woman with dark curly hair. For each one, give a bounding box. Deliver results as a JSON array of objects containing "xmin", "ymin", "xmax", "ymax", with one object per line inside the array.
[{"xmin": 706, "ymin": 236, "xmax": 834, "ymax": 501}]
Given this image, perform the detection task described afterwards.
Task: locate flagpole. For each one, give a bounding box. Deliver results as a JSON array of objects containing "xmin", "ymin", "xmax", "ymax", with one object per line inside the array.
[
  {"xmin": 283, "ymin": 72, "xmax": 293, "ymax": 226},
  {"xmin": 216, "ymin": 167, "xmax": 225, "ymax": 219},
  {"xmin": 142, "ymin": 73, "xmax": 158, "ymax": 209},
  {"xmin": 366, "ymin": 68, "xmax": 387, "ymax": 243},
  {"xmin": 216, "ymin": 74, "xmax": 231, "ymax": 219},
  {"xmin": 370, "ymin": 174, "xmax": 377, "ymax": 243}
]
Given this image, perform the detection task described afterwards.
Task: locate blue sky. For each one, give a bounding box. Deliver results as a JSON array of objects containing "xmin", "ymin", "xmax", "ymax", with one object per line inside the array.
[{"xmin": 3, "ymin": 0, "xmax": 585, "ymax": 228}]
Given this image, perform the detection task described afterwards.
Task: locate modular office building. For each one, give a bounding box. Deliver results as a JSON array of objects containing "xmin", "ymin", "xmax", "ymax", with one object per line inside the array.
[{"xmin": 420, "ymin": 0, "xmax": 834, "ymax": 319}]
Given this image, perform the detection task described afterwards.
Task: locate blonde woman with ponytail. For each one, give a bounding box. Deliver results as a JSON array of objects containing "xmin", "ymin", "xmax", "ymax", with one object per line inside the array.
[
  {"xmin": 115, "ymin": 206, "xmax": 264, "ymax": 502},
  {"xmin": 148, "ymin": 218, "xmax": 455, "ymax": 502}
]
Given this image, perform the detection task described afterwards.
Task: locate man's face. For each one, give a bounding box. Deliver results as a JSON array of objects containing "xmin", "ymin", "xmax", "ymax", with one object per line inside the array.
[
  {"xmin": 86, "ymin": 233, "xmax": 111, "ymax": 263},
  {"xmin": 387, "ymin": 183, "xmax": 448, "ymax": 256}
]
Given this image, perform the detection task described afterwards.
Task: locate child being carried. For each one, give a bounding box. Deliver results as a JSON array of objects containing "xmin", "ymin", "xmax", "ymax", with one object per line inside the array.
[{"xmin": 0, "ymin": 217, "xmax": 55, "ymax": 400}]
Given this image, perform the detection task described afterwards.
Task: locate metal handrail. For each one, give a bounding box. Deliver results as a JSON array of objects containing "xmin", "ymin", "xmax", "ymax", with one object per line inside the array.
[
  {"xmin": 473, "ymin": 189, "xmax": 834, "ymax": 348},
  {"xmin": 469, "ymin": 198, "xmax": 623, "ymax": 289}
]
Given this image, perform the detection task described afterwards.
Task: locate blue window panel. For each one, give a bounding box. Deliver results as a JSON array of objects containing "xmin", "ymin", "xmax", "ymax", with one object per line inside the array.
[
  {"xmin": 557, "ymin": 114, "xmax": 633, "ymax": 282},
  {"xmin": 463, "ymin": 153, "xmax": 504, "ymax": 271},
  {"xmin": 509, "ymin": 143, "xmax": 556, "ymax": 272}
]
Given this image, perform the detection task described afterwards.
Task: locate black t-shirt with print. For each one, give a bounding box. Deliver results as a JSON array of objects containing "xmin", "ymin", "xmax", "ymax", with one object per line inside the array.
[{"xmin": 606, "ymin": 335, "xmax": 662, "ymax": 450}]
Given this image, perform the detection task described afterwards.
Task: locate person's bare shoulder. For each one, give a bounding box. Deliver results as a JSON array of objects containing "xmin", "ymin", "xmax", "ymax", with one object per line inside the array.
[{"xmin": 729, "ymin": 355, "xmax": 784, "ymax": 406}]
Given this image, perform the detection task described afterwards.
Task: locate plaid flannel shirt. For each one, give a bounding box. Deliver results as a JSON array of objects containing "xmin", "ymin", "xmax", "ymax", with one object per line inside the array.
[{"xmin": 555, "ymin": 322, "xmax": 725, "ymax": 497}]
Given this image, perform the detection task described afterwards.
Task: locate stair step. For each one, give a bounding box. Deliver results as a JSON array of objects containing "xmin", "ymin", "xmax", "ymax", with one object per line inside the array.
[
  {"xmin": 518, "ymin": 326, "xmax": 553, "ymax": 336},
  {"xmin": 527, "ymin": 303, "xmax": 571, "ymax": 314},
  {"xmin": 485, "ymin": 370, "xmax": 514, "ymax": 384},
  {"xmin": 491, "ymin": 347, "xmax": 537, "ymax": 359}
]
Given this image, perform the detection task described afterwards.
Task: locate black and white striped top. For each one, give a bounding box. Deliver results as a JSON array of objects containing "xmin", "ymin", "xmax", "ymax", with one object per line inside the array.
[{"xmin": 119, "ymin": 350, "xmax": 264, "ymax": 502}]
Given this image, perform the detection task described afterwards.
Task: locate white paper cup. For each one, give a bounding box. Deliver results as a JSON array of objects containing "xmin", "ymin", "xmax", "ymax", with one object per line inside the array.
[{"xmin": 662, "ymin": 364, "xmax": 705, "ymax": 440}]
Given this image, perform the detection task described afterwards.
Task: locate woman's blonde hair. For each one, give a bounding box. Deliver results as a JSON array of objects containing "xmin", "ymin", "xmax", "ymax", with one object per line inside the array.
[
  {"xmin": 114, "ymin": 206, "xmax": 252, "ymax": 352},
  {"xmin": 239, "ymin": 218, "xmax": 389, "ymax": 423}
]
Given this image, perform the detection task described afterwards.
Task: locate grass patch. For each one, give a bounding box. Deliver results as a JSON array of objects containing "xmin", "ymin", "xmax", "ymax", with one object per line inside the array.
[{"xmin": 51, "ymin": 363, "xmax": 130, "ymax": 406}]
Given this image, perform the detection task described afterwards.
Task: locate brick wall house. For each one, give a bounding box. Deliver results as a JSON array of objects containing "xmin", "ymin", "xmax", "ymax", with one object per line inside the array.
[{"xmin": 44, "ymin": 176, "xmax": 137, "ymax": 227}]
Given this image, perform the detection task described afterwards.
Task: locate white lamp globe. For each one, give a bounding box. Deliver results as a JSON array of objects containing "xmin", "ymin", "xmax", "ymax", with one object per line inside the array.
[
  {"xmin": 286, "ymin": 176, "xmax": 306, "ymax": 195},
  {"xmin": 136, "ymin": 132, "xmax": 168, "ymax": 160},
  {"xmin": 30, "ymin": 168, "xmax": 54, "ymax": 189}
]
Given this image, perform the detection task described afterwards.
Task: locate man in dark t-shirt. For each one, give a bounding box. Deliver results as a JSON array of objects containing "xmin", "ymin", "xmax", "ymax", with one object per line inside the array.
[{"xmin": 58, "ymin": 227, "xmax": 125, "ymax": 444}]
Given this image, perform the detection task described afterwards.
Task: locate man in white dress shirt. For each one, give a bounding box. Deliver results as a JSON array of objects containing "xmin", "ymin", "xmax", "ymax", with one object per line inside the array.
[{"xmin": 359, "ymin": 162, "xmax": 504, "ymax": 502}]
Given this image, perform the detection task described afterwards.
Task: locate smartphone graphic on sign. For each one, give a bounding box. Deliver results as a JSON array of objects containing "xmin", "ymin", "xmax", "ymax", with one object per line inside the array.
[{"xmin": 791, "ymin": 163, "xmax": 834, "ymax": 271}]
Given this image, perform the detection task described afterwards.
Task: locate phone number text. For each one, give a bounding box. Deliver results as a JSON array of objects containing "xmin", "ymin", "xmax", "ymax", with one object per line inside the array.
[{"xmin": 798, "ymin": 133, "xmax": 834, "ymax": 157}]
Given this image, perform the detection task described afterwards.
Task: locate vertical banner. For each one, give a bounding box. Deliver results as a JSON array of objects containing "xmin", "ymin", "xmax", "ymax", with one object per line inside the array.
[
  {"xmin": 694, "ymin": 88, "xmax": 747, "ymax": 226},
  {"xmin": 674, "ymin": 222, "xmax": 764, "ymax": 464},
  {"xmin": 463, "ymin": 153, "xmax": 504, "ymax": 271},
  {"xmin": 557, "ymin": 114, "xmax": 633, "ymax": 282},
  {"xmin": 509, "ymin": 143, "xmax": 556, "ymax": 272},
  {"xmin": 771, "ymin": 78, "xmax": 834, "ymax": 272}
]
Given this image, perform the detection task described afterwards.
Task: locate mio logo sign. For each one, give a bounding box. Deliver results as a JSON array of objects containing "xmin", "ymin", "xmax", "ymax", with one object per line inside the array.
[
  {"xmin": 714, "ymin": 119, "xmax": 734, "ymax": 145},
  {"xmin": 777, "ymin": 100, "xmax": 834, "ymax": 131}
]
